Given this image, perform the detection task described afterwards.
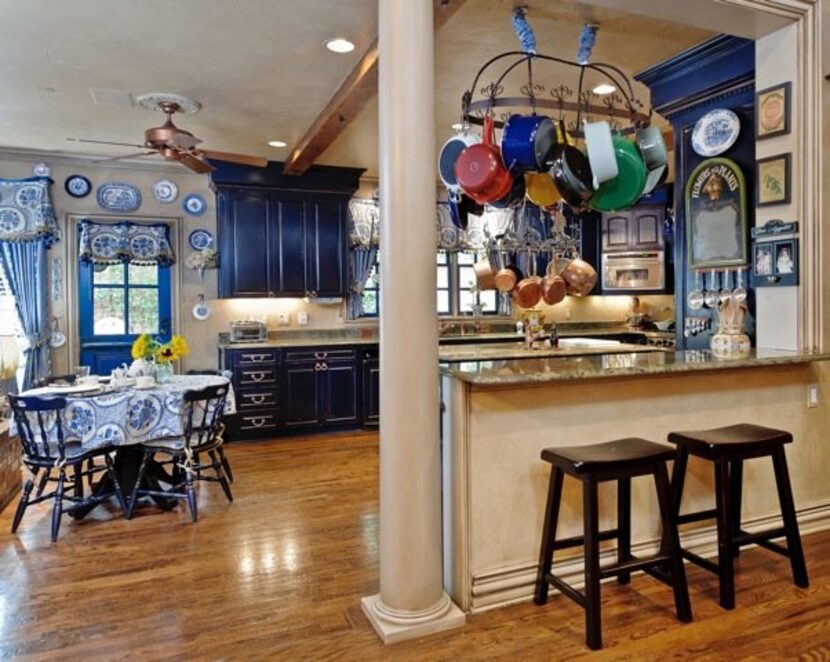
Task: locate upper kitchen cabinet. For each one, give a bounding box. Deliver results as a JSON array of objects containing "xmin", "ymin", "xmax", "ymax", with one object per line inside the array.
[{"xmin": 211, "ymin": 160, "xmax": 364, "ymax": 299}]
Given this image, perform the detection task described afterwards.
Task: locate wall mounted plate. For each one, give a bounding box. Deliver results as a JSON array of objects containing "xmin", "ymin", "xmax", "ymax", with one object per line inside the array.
[
  {"xmin": 97, "ymin": 182, "xmax": 142, "ymax": 212},
  {"xmin": 65, "ymin": 175, "xmax": 92, "ymax": 198},
  {"xmin": 152, "ymin": 179, "xmax": 178, "ymax": 204},
  {"xmin": 182, "ymin": 193, "xmax": 207, "ymax": 216},
  {"xmin": 188, "ymin": 228, "xmax": 214, "ymax": 250},
  {"xmin": 691, "ymin": 109, "xmax": 740, "ymax": 157}
]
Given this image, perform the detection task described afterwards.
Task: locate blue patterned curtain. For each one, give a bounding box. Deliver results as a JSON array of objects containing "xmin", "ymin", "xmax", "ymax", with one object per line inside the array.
[
  {"xmin": 348, "ymin": 246, "xmax": 379, "ymax": 318},
  {"xmin": 347, "ymin": 199, "xmax": 379, "ymax": 318},
  {"xmin": 78, "ymin": 220, "xmax": 175, "ymax": 265},
  {"xmin": 0, "ymin": 240, "xmax": 49, "ymax": 390}
]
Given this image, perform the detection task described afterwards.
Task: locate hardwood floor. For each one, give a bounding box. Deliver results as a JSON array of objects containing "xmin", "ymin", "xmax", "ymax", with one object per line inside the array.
[{"xmin": 1, "ymin": 431, "xmax": 830, "ymax": 660}]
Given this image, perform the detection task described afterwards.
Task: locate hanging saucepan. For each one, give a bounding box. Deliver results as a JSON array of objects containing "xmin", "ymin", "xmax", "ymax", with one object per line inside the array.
[
  {"xmin": 560, "ymin": 257, "xmax": 598, "ymax": 297},
  {"xmin": 439, "ymin": 124, "xmax": 480, "ymax": 195},
  {"xmin": 524, "ymin": 172, "xmax": 562, "ymax": 208},
  {"xmin": 547, "ymin": 143, "xmax": 594, "ymax": 209},
  {"xmin": 489, "ymin": 173, "xmax": 526, "ymax": 209},
  {"xmin": 541, "ymin": 273, "xmax": 567, "ymax": 305},
  {"xmin": 635, "ymin": 125, "xmax": 669, "ymax": 198},
  {"xmin": 456, "ymin": 115, "xmax": 514, "ymax": 206},
  {"xmin": 501, "ymin": 114, "xmax": 556, "ymax": 174},
  {"xmin": 473, "ymin": 254, "xmax": 498, "ymax": 290},
  {"xmin": 494, "ymin": 251, "xmax": 523, "ymax": 293},
  {"xmin": 450, "ymin": 194, "xmax": 485, "ymax": 231},
  {"xmin": 514, "ymin": 252, "xmax": 543, "ymax": 309},
  {"xmin": 589, "ymin": 136, "xmax": 647, "ymax": 213}
]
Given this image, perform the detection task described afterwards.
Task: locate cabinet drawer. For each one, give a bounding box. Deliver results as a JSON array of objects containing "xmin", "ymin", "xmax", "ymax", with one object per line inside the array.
[
  {"xmin": 236, "ymin": 388, "xmax": 280, "ymax": 410},
  {"xmin": 237, "ymin": 413, "xmax": 279, "ymax": 431},
  {"xmin": 234, "ymin": 349, "xmax": 280, "ymax": 366},
  {"xmin": 285, "ymin": 347, "xmax": 356, "ymax": 362},
  {"xmin": 235, "ymin": 367, "xmax": 278, "ymax": 386}
]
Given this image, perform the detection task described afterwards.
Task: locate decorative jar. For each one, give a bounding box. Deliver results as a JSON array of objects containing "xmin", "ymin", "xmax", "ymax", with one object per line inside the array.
[{"xmin": 155, "ymin": 362, "xmax": 174, "ymax": 383}]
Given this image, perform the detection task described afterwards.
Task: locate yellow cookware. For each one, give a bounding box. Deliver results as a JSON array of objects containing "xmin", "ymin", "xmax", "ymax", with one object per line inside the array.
[{"xmin": 524, "ymin": 172, "xmax": 562, "ymax": 208}]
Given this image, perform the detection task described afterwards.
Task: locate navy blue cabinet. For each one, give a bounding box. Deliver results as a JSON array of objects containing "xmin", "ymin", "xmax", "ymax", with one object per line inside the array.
[
  {"xmin": 217, "ymin": 187, "xmax": 348, "ymax": 299},
  {"xmin": 362, "ymin": 347, "xmax": 380, "ymax": 426},
  {"xmin": 283, "ymin": 361, "xmax": 319, "ymax": 427}
]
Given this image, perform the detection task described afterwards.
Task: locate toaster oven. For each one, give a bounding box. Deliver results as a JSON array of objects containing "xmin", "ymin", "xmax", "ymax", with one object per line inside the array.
[{"xmin": 229, "ymin": 320, "xmax": 267, "ymax": 343}]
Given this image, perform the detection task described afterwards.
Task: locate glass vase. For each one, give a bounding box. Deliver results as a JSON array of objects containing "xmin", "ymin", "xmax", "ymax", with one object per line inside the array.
[{"xmin": 156, "ymin": 362, "xmax": 174, "ymax": 383}]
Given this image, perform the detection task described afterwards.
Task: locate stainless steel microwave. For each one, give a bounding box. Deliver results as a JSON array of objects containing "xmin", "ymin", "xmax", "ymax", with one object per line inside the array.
[{"xmin": 601, "ymin": 251, "xmax": 665, "ymax": 292}]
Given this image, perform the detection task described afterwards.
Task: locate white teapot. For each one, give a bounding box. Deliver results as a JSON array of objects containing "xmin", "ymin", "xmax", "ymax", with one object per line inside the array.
[{"xmin": 128, "ymin": 358, "xmax": 153, "ymax": 378}]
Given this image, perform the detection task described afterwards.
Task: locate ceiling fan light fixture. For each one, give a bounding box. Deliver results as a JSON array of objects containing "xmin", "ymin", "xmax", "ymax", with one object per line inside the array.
[
  {"xmin": 324, "ymin": 37, "xmax": 355, "ymax": 54},
  {"xmin": 592, "ymin": 83, "xmax": 616, "ymax": 95},
  {"xmin": 268, "ymin": 140, "xmax": 287, "ymax": 148}
]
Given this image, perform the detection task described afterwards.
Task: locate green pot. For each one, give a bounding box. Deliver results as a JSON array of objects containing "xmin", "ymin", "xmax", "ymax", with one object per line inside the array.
[{"xmin": 589, "ymin": 136, "xmax": 647, "ymax": 212}]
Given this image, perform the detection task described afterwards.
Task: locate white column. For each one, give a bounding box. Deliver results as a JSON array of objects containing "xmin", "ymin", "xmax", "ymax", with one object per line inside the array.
[{"xmin": 361, "ymin": 0, "xmax": 465, "ymax": 644}]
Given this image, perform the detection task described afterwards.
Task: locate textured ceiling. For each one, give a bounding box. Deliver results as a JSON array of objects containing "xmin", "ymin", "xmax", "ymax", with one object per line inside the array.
[{"xmin": 0, "ymin": 0, "xmax": 713, "ymax": 174}]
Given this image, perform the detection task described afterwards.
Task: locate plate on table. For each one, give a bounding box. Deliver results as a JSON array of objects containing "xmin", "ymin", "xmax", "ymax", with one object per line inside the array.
[
  {"xmin": 25, "ymin": 383, "xmax": 103, "ymax": 396},
  {"xmin": 152, "ymin": 179, "xmax": 178, "ymax": 203},
  {"xmin": 182, "ymin": 193, "xmax": 207, "ymax": 216},
  {"xmin": 691, "ymin": 109, "xmax": 740, "ymax": 157},
  {"xmin": 65, "ymin": 175, "xmax": 92, "ymax": 198},
  {"xmin": 188, "ymin": 228, "xmax": 214, "ymax": 250}
]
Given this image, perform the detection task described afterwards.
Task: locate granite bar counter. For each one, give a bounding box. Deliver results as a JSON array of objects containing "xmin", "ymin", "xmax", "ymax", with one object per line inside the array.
[{"xmin": 440, "ymin": 347, "xmax": 830, "ymax": 613}]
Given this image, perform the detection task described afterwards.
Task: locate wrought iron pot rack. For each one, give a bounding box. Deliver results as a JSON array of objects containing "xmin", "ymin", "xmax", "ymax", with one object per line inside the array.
[{"xmin": 461, "ymin": 50, "xmax": 650, "ymax": 137}]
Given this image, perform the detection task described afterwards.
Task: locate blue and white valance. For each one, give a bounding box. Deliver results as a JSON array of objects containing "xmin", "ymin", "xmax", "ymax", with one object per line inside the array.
[
  {"xmin": 0, "ymin": 176, "xmax": 58, "ymax": 246},
  {"xmin": 78, "ymin": 220, "xmax": 175, "ymax": 266}
]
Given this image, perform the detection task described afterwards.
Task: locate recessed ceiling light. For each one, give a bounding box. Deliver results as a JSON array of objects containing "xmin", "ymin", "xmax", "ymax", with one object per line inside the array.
[
  {"xmin": 268, "ymin": 140, "xmax": 287, "ymax": 148},
  {"xmin": 325, "ymin": 38, "xmax": 355, "ymax": 54},
  {"xmin": 592, "ymin": 83, "xmax": 616, "ymax": 95}
]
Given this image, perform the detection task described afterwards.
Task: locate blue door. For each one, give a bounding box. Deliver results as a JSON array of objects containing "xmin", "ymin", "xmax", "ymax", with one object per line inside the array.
[{"xmin": 78, "ymin": 262, "xmax": 172, "ymax": 375}]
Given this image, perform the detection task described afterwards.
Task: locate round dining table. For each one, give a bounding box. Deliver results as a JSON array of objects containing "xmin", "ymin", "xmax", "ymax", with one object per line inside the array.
[{"xmin": 19, "ymin": 374, "xmax": 236, "ymax": 517}]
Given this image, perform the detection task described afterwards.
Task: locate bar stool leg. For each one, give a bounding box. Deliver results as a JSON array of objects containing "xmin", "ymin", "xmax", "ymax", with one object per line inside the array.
[
  {"xmin": 583, "ymin": 477, "xmax": 602, "ymax": 650},
  {"xmin": 534, "ymin": 467, "xmax": 564, "ymax": 605},
  {"xmin": 617, "ymin": 477, "xmax": 631, "ymax": 585},
  {"xmin": 771, "ymin": 446, "xmax": 809, "ymax": 588},
  {"xmin": 654, "ymin": 461, "xmax": 693, "ymax": 622},
  {"xmin": 729, "ymin": 459, "xmax": 743, "ymax": 558},
  {"xmin": 714, "ymin": 458, "xmax": 736, "ymax": 609}
]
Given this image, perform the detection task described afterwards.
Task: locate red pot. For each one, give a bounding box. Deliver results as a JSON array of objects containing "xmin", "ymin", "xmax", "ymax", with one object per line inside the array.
[{"xmin": 455, "ymin": 115, "xmax": 513, "ymax": 205}]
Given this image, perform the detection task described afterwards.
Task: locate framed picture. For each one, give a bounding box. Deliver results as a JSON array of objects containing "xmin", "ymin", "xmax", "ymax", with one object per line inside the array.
[
  {"xmin": 753, "ymin": 243, "xmax": 773, "ymax": 277},
  {"xmin": 756, "ymin": 153, "xmax": 791, "ymax": 207},
  {"xmin": 685, "ymin": 158, "xmax": 748, "ymax": 269},
  {"xmin": 756, "ymin": 82, "xmax": 791, "ymax": 140},
  {"xmin": 751, "ymin": 220, "xmax": 799, "ymax": 287}
]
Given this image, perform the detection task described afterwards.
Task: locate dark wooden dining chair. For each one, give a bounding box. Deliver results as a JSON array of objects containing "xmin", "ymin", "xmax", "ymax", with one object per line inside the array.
[
  {"xmin": 185, "ymin": 369, "xmax": 235, "ymax": 482},
  {"xmin": 125, "ymin": 383, "xmax": 232, "ymax": 522},
  {"xmin": 8, "ymin": 394, "xmax": 129, "ymax": 542}
]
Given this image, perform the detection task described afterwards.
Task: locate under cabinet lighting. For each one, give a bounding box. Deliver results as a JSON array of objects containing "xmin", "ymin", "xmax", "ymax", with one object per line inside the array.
[
  {"xmin": 324, "ymin": 38, "xmax": 355, "ymax": 54},
  {"xmin": 268, "ymin": 140, "xmax": 287, "ymax": 148},
  {"xmin": 592, "ymin": 83, "xmax": 616, "ymax": 95}
]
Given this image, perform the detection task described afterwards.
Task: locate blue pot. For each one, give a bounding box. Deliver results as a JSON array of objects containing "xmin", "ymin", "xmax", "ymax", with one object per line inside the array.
[{"xmin": 501, "ymin": 115, "xmax": 555, "ymax": 175}]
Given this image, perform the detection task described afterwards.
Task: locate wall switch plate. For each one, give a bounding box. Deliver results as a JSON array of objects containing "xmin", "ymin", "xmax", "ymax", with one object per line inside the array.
[
  {"xmin": 297, "ymin": 311, "xmax": 309, "ymax": 325},
  {"xmin": 277, "ymin": 312, "xmax": 290, "ymax": 326},
  {"xmin": 807, "ymin": 384, "xmax": 819, "ymax": 408}
]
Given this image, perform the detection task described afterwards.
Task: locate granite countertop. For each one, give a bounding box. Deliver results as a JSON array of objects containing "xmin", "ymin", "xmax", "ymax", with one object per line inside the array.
[
  {"xmin": 439, "ymin": 341, "xmax": 661, "ymax": 362},
  {"xmin": 440, "ymin": 348, "xmax": 830, "ymax": 386}
]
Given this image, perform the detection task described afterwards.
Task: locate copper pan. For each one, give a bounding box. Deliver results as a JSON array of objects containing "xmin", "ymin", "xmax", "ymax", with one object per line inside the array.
[
  {"xmin": 513, "ymin": 275, "xmax": 543, "ymax": 308},
  {"xmin": 560, "ymin": 257, "xmax": 597, "ymax": 297},
  {"xmin": 541, "ymin": 274, "xmax": 567, "ymax": 305},
  {"xmin": 473, "ymin": 258, "xmax": 497, "ymax": 290}
]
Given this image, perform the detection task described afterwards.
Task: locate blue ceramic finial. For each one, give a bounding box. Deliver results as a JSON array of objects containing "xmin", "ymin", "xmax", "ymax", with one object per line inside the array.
[
  {"xmin": 511, "ymin": 7, "xmax": 537, "ymax": 54},
  {"xmin": 576, "ymin": 24, "xmax": 598, "ymax": 65}
]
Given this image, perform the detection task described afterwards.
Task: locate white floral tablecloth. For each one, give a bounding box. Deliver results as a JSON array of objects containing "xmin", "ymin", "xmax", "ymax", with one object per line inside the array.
[{"xmin": 17, "ymin": 375, "xmax": 236, "ymax": 451}]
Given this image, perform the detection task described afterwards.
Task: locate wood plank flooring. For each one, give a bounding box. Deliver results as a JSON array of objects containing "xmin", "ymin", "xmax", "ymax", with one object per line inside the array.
[{"xmin": 1, "ymin": 431, "xmax": 830, "ymax": 660}]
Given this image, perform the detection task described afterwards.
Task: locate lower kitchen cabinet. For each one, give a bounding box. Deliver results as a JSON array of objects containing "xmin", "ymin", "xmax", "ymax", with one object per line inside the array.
[{"xmin": 362, "ymin": 347, "xmax": 380, "ymax": 426}]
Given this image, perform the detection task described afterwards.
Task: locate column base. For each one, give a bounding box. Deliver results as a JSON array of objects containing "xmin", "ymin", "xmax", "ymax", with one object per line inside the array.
[{"xmin": 361, "ymin": 592, "xmax": 466, "ymax": 644}]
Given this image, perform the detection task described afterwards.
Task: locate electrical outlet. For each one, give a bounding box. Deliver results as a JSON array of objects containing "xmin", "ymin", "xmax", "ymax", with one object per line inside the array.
[
  {"xmin": 807, "ymin": 384, "xmax": 819, "ymax": 408},
  {"xmin": 277, "ymin": 312, "xmax": 290, "ymax": 326},
  {"xmin": 297, "ymin": 311, "xmax": 309, "ymax": 326}
]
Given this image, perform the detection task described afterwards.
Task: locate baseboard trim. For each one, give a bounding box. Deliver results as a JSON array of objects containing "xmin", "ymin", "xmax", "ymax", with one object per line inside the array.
[{"xmin": 468, "ymin": 500, "xmax": 830, "ymax": 613}]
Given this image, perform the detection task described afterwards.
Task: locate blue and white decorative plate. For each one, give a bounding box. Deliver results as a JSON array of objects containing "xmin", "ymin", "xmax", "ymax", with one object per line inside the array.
[
  {"xmin": 182, "ymin": 193, "xmax": 207, "ymax": 216},
  {"xmin": 152, "ymin": 179, "xmax": 178, "ymax": 204},
  {"xmin": 691, "ymin": 109, "xmax": 740, "ymax": 157},
  {"xmin": 188, "ymin": 228, "xmax": 214, "ymax": 250},
  {"xmin": 97, "ymin": 182, "xmax": 142, "ymax": 212},
  {"xmin": 65, "ymin": 175, "xmax": 92, "ymax": 198}
]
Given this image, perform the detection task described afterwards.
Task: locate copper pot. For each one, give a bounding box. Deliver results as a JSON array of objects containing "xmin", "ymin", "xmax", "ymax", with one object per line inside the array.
[
  {"xmin": 541, "ymin": 274, "xmax": 567, "ymax": 305},
  {"xmin": 513, "ymin": 275, "xmax": 543, "ymax": 309},
  {"xmin": 560, "ymin": 257, "xmax": 597, "ymax": 297},
  {"xmin": 473, "ymin": 258, "xmax": 497, "ymax": 290},
  {"xmin": 494, "ymin": 264, "xmax": 523, "ymax": 293}
]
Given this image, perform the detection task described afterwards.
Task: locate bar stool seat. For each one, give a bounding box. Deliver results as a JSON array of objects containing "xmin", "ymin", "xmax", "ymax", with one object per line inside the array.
[
  {"xmin": 535, "ymin": 437, "xmax": 691, "ymax": 650},
  {"xmin": 667, "ymin": 423, "xmax": 808, "ymax": 611}
]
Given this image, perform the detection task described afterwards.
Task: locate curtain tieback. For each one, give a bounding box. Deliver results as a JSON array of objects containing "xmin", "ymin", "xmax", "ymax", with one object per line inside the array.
[{"xmin": 24, "ymin": 335, "xmax": 47, "ymax": 350}]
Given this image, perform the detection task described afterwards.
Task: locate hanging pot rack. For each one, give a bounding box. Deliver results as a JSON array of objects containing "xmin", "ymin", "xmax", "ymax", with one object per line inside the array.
[{"xmin": 460, "ymin": 50, "xmax": 650, "ymax": 137}]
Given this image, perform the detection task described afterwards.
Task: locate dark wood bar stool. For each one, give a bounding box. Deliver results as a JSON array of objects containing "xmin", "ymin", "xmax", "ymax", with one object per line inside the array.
[
  {"xmin": 534, "ymin": 438, "xmax": 692, "ymax": 650},
  {"xmin": 667, "ymin": 424, "xmax": 809, "ymax": 610}
]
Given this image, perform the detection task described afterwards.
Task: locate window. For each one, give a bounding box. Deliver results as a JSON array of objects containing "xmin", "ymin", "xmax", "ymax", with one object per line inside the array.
[
  {"xmin": 88, "ymin": 263, "xmax": 164, "ymax": 335},
  {"xmin": 354, "ymin": 250, "xmax": 504, "ymax": 318}
]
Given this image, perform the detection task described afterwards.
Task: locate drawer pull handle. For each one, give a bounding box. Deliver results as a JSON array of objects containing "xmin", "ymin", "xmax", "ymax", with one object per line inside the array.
[
  {"xmin": 319, "ymin": 362, "xmax": 328, "ymax": 372},
  {"xmin": 314, "ymin": 362, "xmax": 321, "ymax": 372},
  {"xmin": 246, "ymin": 372, "xmax": 266, "ymax": 382},
  {"xmin": 314, "ymin": 352, "xmax": 328, "ymax": 360},
  {"xmin": 246, "ymin": 354, "xmax": 268, "ymax": 363},
  {"xmin": 250, "ymin": 395, "xmax": 267, "ymax": 405},
  {"xmin": 249, "ymin": 417, "xmax": 266, "ymax": 428}
]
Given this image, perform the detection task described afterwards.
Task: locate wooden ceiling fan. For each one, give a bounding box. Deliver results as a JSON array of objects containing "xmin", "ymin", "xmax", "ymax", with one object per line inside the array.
[{"xmin": 67, "ymin": 93, "xmax": 268, "ymax": 174}]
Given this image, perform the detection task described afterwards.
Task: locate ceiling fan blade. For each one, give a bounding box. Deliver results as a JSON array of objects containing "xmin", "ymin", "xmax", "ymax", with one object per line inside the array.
[
  {"xmin": 199, "ymin": 149, "xmax": 268, "ymax": 168},
  {"xmin": 169, "ymin": 133, "xmax": 202, "ymax": 150},
  {"xmin": 95, "ymin": 151, "xmax": 159, "ymax": 164},
  {"xmin": 177, "ymin": 152, "xmax": 216, "ymax": 174},
  {"xmin": 67, "ymin": 138, "xmax": 147, "ymax": 149}
]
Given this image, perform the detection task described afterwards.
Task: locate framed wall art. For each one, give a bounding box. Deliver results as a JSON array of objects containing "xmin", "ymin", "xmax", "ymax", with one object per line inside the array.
[
  {"xmin": 756, "ymin": 153, "xmax": 791, "ymax": 207},
  {"xmin": 755, "ymin": 82, "xmax": 791, "ymax": 140},
  {"xmin": 751, "ymin": 219, "xmax": 799, "ymax": 287}
]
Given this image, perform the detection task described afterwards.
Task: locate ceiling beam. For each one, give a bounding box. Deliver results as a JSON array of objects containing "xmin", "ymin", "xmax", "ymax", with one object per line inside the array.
[{"xmin": 283, "ymin": 0, "xmax": 468, "ymax": 175}]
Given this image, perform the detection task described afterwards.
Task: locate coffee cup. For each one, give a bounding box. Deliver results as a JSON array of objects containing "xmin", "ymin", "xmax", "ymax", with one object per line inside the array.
[
  {"xmin": 135, "ymin": 375, "xmax": 155, "ymax": 389},
  {"xmin": 80, "ymin": 374, "xmax": 100, "ymax": 386}
]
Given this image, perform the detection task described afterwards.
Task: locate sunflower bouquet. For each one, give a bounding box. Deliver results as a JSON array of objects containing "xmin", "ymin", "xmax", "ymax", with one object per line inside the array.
[{"xmin": 131, "ymin": 333, "xmax": 190, "ymax": 366}]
